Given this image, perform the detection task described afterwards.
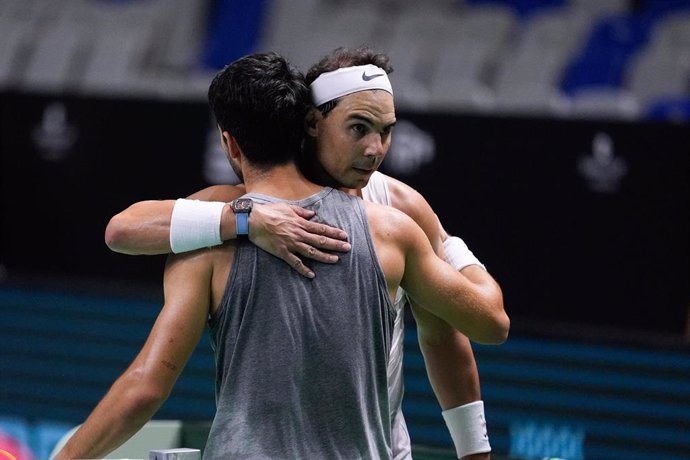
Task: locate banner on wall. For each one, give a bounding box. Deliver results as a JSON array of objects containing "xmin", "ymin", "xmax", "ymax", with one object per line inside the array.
[
  {"xmin": 1, "ymin": 93, "xmax": 688, "ymax": 334},
  {"xmin": 383, "ymin": 114, "xmax": 689, "ymax": 335}
]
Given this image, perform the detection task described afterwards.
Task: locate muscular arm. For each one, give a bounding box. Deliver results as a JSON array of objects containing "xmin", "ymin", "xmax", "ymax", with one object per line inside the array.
[
  {"xmin": 386, "ymin": 176, "xmax": 503, "ymax": 392},
  {"xmin": 55, "ymin": 251, "xmax": 212, "ymax": 459},
  {"xmin": 385, "ymin": 176, "xmax": 502, "ymax": 457},
  {"xmin": 384, "ymin": 207, "xmax": 508, "ymax": 345},
  {"xmin": 105, "ymin": 185, "xmax": 351, "ymax": 276},
  {"xmin": 105, "ymin": 185, "xmax": 242, "ymax": 255}
]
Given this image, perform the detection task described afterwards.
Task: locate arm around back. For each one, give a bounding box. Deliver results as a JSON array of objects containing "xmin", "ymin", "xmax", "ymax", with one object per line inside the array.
[
  {"xmin": 105, "ymin": 185, "xmax": 241, "ymax": 255},
  {"xmin": 104, "ymin": 184, "xmax": 350, "ymax": 276},
  {"xmin": 397, "ymin": 211, "xmax": 509, "ymax": 345}
]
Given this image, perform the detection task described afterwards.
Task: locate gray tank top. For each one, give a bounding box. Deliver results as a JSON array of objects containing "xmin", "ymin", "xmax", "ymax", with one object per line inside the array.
[{"xmin": 204, "ymin": 187, "xmax": 395, "ymax": 460}]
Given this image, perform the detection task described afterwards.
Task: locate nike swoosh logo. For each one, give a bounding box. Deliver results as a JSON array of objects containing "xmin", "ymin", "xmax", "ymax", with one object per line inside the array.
[{"xmin": 362, "ymin": 72, "xmax": 385, "ymax": 81}]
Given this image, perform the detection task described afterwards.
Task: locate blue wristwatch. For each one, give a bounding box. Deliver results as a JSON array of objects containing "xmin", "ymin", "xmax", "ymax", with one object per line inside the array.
[{"xmin": 231, "ymin": 198, "xmax": 253, "ymax": 236}]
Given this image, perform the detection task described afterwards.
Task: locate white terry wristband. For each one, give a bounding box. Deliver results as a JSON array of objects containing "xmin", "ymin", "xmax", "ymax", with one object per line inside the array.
[
  {"xmin": 443, "ymin": 236, "xmax": 486, "ymax": 271},
  {"xmin": 442, "ymin": 400, "xmax": 491, "ymax": 458},
  {"xmin": 170, "ymin": 199, "xmax": 225, "ymax": 254}
]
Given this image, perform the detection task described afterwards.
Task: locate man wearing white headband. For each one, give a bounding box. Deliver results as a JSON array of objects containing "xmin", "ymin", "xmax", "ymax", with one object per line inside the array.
[{"xmin": 106, "ymin": 47, "xmax": 503, "ymax": 460}]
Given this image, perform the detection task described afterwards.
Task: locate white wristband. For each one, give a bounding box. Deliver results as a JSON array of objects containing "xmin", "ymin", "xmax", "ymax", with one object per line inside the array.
[
  {"xmin": 442, "ymin": 400, "xmax": 491, "ymax": 458},
  {"xmin": 169, "ymin": 199, "xmax": 225, "ymax": 254},
  {"xmin": 442, "ymin": 236, "xmax": 486, "ymax": 271}
]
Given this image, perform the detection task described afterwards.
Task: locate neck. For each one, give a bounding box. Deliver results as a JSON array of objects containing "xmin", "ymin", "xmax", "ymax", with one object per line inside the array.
[
  {"xmin": 243, "ymin": 162, "xmax": 323, "ymax": 200},
  {"xmin": 297, "ymin": 151, "xmax": 341, "ymax": 189},
  {"xmin": 297, "ymin": 144, "xmax": 363, "ymax": 197}
]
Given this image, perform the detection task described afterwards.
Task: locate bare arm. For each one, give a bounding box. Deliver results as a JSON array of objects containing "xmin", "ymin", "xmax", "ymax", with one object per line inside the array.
[
  {"xmin": 55, "ymin": 251, "xmax": 212, "ymax": 459},
  {"xmin": 391, "ymin": 208, "xmax": 508, "ymax": 345},
  {"xmin": 105, "ymin": 185, "xmax": 241, "ymax": 255},
  {"xmin": 105, "ymin": 185, "xmax": 351, "ymax": 277},
  {"xmin": 385, "ymin": 175, "xmax": 503, "ymax": 458},
  {"xmin": 387, "ymin": 175, "xmax": 502, "ymax": 388}
]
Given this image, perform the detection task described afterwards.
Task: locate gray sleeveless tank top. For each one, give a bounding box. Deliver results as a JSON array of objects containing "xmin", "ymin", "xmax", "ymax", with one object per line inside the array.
[{"xmin": 204, "ymin": 187, "xmax": 395, "ymax": 460}]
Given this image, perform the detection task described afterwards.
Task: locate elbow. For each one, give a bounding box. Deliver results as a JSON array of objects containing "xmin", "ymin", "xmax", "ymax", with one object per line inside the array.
[
  {"xmin": 105, "ymin": 214, "xmax": 132, "ymax": 254},
  {"xmin": 474, "ymin": 294, "xmax": 510, "ymax": 345},
  {"xmin": 123, "ymin": 368, "xmax": 170, "ymax": 413},
  {"xmin": 472, "ymin": 313, "xmax": 509, "ymax": 345},
  {"xmin": 484, "ymin": 286, "xmax": 509, "ymax": 344},
  {"xmin": 131, "ymin": 383, "xmax": 169, "ymax": 411},
  {"xmin": 492, "ymin": 312, "xmax": 511, "ymax": 344}
]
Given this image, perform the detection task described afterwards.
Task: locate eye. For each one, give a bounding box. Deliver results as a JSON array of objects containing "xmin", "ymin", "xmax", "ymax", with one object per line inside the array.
[{"xmin": 351, "ymin": 123, "xmax": 367, "ymax": 136}]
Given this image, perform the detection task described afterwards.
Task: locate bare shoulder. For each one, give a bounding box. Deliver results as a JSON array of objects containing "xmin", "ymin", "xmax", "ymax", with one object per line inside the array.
[
  {"xmin": 187, "ymin": 184, "xmax": 246, "ymax": 201},
  {"xmin": 166, "ymin": 242, "xmax": 236, "ymax": 312},
  {"xmin": 379, "ymin": 174, "xmax": 428, "ymax": 216},
  {"xmin": 363, "ymin": 199, "xmax": 423, "ymax": 246},
  {"xmin": 379, "ymin": 173, "xmax": 442, "ymax": 251},
  {"xmin": 362, "ymin": 199, "xmax": 422, "ymax": 292}
]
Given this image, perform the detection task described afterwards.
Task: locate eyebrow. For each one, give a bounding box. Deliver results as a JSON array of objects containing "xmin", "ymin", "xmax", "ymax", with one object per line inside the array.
[{"xmin": 349, "ymin": 114, "xmax": 397, "ymax": 129}]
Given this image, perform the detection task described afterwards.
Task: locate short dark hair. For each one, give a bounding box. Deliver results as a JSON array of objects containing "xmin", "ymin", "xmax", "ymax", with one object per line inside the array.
[
  {"xmin": 305, "ymin": 46, "xmax": 394, "ymax": 116},
  {"xmin": 208, "ymin": 52, "xmax": 309, "ymax": 166}
]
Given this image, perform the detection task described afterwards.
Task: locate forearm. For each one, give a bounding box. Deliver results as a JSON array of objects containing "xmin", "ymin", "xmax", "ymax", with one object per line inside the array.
[
  {"xmin": 413, "ymin": 304, "xmax": 481, "ymax": 408},
  {"xmin": 106, "ymin": 199, "xmax": 239, "ymax": 254},
  {"xmin": 55, "ymin": 369, "xmax": 166, "ymax": 459},
  {"xmin": 412, "ymin": 300, "xmax": 491, "ymax": 460},
  {"xmin": 105, "ymin": 200, "xmax": 177, "ymax": 255},
  {"xmin": 421, "ymin": 267, "xmax": 500, "ymax": 406},
  {"xmin": 407, "ymin": 268, "xmax": 507, "ymax": 345}
]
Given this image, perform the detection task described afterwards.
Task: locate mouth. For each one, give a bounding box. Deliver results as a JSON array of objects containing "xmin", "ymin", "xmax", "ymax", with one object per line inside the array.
[
  {"xmin": 352, "ymin": 166, "xmax": 375, "ymax": 175},
  {"xmin": 352, "ymin": 160, "xmax": 378, "ymax": 174}
]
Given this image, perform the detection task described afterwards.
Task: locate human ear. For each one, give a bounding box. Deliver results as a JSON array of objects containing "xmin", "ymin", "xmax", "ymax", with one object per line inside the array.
[
  {"xmin": 219, "ymin": 127, "xmax": 230, "ymax": 149},
  {"xmin": 225, "ymin": 133, "xmax": 242, "ymax": 160},
  {"xmin": 304, "ymin": 108, "xmax": 320, "ymax": 138}
]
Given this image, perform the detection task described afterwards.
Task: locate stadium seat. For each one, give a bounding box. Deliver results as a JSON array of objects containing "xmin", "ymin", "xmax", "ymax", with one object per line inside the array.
[
  {"xmin": 561, "ymin": 12, "xmax": 653, "ymax": 94},
  {"xmin": 465, "ymin": 0, "xmax": 566, "ymax": 19},
  {"xmin": 645, "ymin": 96, "xmax": 690, "ymax": 122},
  {"xmin": 567, "ymin": 87, "xmax": 640, "ymax": 120}
]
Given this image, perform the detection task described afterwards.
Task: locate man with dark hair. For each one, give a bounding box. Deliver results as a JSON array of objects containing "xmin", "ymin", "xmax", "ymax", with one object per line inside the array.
[
  {"xmin": 105, "ymin": 47, "xmax": 504, "ymax": 460},
  {"xmin": 56, "ymin": 51, "xmax": 507, "ymax": 460}
]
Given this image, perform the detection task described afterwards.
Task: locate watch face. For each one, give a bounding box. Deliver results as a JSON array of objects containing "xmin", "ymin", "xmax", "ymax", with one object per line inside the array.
[{"xmin": 233, "ymin": 198, "xmax": 253, "ymax": 212}]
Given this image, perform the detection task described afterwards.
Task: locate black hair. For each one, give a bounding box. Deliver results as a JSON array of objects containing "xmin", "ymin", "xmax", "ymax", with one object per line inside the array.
[{"xmin": 208, "ymin": 52, "xmax": 309, "ymax": 166}]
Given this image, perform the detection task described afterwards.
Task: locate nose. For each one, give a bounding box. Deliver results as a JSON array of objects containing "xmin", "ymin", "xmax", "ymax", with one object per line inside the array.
[{"xmin": 363, "ymin": 133, "xmax": 387, "ymax": 158}]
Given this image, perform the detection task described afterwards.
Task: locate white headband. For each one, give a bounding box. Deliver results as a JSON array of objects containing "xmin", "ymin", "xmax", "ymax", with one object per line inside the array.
[{"xmin": 310, "ymin": 64, "xmax": 393, "ymax": 106}]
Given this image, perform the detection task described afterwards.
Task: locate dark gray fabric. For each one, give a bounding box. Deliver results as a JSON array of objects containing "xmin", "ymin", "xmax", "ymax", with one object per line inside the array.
[{"xmin": 204, "ymin": 187, "xmax": 395, "ymax": 460}]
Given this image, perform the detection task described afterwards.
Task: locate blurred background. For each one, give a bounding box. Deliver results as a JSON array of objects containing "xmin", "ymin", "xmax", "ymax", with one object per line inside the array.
[{"xmin": 1, "ymin": 0, "xmax": 689, "ymax": 459}]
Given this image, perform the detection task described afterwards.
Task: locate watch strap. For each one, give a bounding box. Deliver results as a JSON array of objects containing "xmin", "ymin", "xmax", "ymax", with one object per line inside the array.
[{"xmin": 236, "ymin": 212, "xmax": 249, "ymax": 236}]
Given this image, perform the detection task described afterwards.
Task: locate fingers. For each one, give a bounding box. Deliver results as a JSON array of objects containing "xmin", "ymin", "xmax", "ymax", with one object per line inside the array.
[
  {"xmin": 297, "ymin": 243, "xmax": 340, "ymax": 264},
  {"xmin": 302, "ymin": 223, "xmax": 350, "ymax": 250},
  {"xmin": 289, "ymin": 207, "xmax": 348, "ymax": 240},
  {"xmin": 291, "ymin": 205, "xmax": 316, "ymax": 219},
  {"xmin": 302, "ymin": 232, "xmax": 352, "ymax": 253},
  {"xmin": 288, "ymin": 255, "xmax": 314, "ymax": 279},
  {"xmin": 281, "ymin": 244, "xmax": 337, "ymax": 279}
]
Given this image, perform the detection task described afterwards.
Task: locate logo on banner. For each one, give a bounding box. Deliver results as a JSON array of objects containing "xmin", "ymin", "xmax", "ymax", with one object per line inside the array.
[
  {"xmin": 577, "ymin": 132, "xmax": 628, "ymax": 193},
  {"xmin": 31, "ymin": 102, "xmax": 78, "ymax": 161},
  {"xmin": 510, "ymin": 420, "xmax": 585, "ymax": 460},
  {"xmin": 385, "ymin": 120, "xmax": 435, "ymax": 175}
]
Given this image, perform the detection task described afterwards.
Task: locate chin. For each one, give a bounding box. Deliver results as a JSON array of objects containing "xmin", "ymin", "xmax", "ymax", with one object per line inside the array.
[{"xmin": 348, "ymin": 177, "xmax": 371, "ymax": 189}]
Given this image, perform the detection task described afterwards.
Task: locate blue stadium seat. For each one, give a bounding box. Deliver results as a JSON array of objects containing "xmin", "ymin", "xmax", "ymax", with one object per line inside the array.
[
  {"xmin": 645, "ymin": 96, "xmax": 690, "ymax": 122},
  {"xmin": 465, "ymin": 0, "xmax": 566, "ymax": 19},
  {"xmin": 561, "ymin": 12, "xmax": 653, "ymax": 94},
  {"xmin": 640, "ymin": 0, "xmax": 690, "ymax": 19},
  {"xmin": 202, "ymin": 0, "xmax": 268, "ymax": 70}
]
